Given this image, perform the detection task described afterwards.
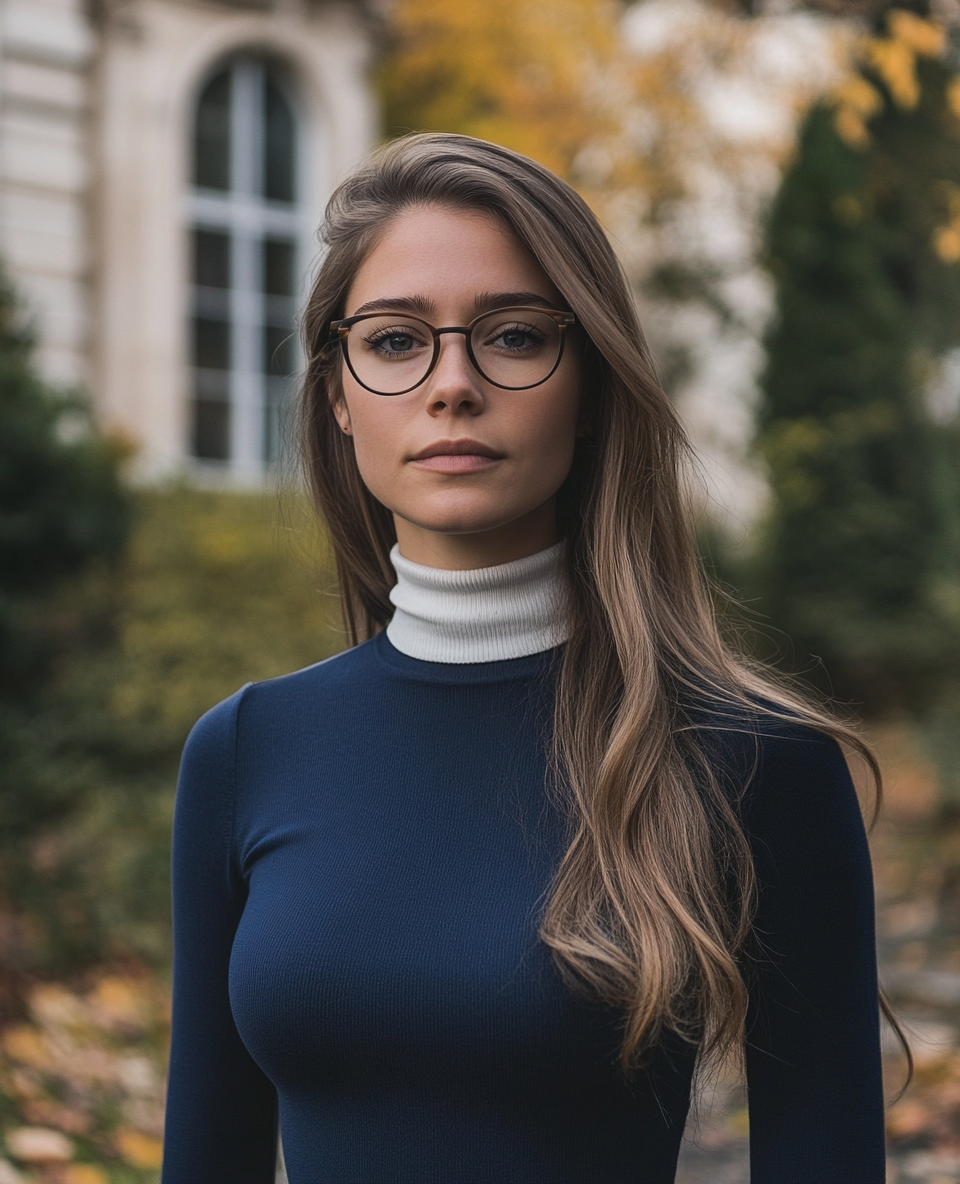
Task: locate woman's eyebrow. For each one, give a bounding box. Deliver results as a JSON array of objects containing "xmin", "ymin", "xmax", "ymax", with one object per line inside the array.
[
  {"xmin": 350, "ymin": 295, "xmax": 437, "ymax": 317},
  {"xmin": 348, "ymin": 292, "xmax": 560, "ymax": 319},
  {"xmin": 473, "ymin": 291, "xmax": 558, "ymax": 312}
]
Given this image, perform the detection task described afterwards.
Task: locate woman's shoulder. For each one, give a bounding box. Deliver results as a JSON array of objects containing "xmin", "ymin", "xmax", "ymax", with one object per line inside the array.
[
  {"xmin": 681, "ymin": 694, "xmax": 857, "ymax": 827},
  {"xmin": 241, "ymin": 636, "xmax": 379, "ymax": 710},
  {"xmin": 182, "ymin": 638, "xmax": 379, "ymax": 760},
  {"xmin": 682, "ymin": 691, "xmax": 839, "ymax": 756}
]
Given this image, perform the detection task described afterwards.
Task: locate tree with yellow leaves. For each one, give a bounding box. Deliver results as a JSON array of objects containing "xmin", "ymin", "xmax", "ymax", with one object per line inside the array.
[
  {"xmin": 376, "ymin": 0, "xmax": 695, "ymax": 222},
  {"xmin": 380, "ymin": 0, "xmax": 619, "ymax": 178}
]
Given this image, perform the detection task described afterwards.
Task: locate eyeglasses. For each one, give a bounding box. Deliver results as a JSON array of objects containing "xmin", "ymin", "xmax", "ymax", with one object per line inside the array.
[{"xmin": 328, "ymin": 306, "xmax": 577, "ymax": 396}]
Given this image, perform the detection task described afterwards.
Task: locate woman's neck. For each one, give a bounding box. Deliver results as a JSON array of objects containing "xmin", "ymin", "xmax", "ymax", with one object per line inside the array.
[{"xmin": 385, "ymin": 542, "xmax": 570, "ymax": 664}]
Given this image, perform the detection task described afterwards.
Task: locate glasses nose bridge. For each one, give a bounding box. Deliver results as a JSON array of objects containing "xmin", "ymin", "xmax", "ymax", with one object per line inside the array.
[{"xmin": 431, "ymin": 324, "xmax": 478, "ymax": 378}]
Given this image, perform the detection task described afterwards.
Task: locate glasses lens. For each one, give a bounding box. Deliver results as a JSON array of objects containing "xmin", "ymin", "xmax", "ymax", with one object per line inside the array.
[
  {"xmin": 344, "ymin": 315, "xmax": 434, "ymax": 395},
  {"xmin": 470, "ymin": 310, "xmax": 563, "ymax": 389}
]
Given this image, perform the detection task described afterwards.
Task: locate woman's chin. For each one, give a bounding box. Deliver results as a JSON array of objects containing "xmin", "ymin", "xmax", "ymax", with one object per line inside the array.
[
  {"xmin": 392, "ymin": 501, "xmax": 532, "ymax": 540},
  {"xmin": 398, "ymin": 517, "xmax": 517, "ymax": 539}
]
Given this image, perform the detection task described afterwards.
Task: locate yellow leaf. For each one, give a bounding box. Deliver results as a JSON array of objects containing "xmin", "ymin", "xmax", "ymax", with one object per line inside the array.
[
  {"xmin": 114, "ymin": 1129, "xmax": 163, "ymax": 1169},
  {"xmin": 1, "ymin": 1027, "xmax": 50, "ymax": 1070},
  {"xmin": 63, "ymin": 1167, "xmax": 109, "ymax": 1184},
  {"xmin": 947, "ymin": 76, "xmax": 960, "ymax": 120},
  {"xmin": 866, "ymin": 37, "xmax": 919, "ymax": 110},
  {"xmin": 887, "ymin": 9, "xmax": 946, "ymax": 59},
  {"xmin": 934, "ymin": 226, "xmax": 960, "ymax": 263},
  {"xmin": 833, "ymin": 76, "xmax": 882, "ymax": 118}
]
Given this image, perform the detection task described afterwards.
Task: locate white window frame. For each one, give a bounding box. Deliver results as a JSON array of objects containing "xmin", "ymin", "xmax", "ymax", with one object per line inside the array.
[{"xmin": 185, "ymin": 55, "xmax": 307, "ymax": 480}]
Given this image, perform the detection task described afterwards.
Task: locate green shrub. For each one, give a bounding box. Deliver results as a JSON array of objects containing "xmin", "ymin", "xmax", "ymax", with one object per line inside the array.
[
  {"xmin": 0, "ymin": 277, "xmax": 129, "ymax": 699},
  {"xmin": 0, "ymin": 272, "xmax": 132, "ymax": 987},
  {"xmin": 6, "ymin": 489, "xmax": 343, "ymax": 974}
]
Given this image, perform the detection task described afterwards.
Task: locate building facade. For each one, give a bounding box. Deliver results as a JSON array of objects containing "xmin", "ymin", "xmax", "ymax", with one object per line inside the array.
[{"xmin": 0, "ymin": 0, "xmax": 375, "ymax": 480}]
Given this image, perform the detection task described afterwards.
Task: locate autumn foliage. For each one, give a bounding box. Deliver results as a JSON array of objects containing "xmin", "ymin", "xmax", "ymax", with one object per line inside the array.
[{"xmin": 377, "ymin": 0, "xmax": 700, "ymax": 227}]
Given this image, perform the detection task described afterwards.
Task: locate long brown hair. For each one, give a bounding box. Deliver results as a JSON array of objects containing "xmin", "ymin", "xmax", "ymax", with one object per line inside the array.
[{"xmin": 299, "ymin": 132, "xmax": 898, "ymax": 1072}]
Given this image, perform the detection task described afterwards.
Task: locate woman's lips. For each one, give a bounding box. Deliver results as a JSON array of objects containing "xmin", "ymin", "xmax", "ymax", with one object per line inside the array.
[
  {"xmin": 409, "ymin": 440, "xmax": 504, "ymax": 473},
  {"xmin": 412, "ymin": 453, "xmax": 501, "ymax": 473}
]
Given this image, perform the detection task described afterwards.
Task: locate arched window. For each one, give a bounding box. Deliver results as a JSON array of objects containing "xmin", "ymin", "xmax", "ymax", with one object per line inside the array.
[{"xmin": 187, "ymin": 56, "xmax": 301, "ymax": 473}]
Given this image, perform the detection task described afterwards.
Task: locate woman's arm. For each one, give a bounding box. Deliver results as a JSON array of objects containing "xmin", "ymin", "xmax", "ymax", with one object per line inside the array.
[
  {"xmin": 161, "ymin": 689, "xmax": 279, "ymax": 1184},
  {"xmin": 743, "ymin": 725, "xmax": 886, "ymax": 1183}
]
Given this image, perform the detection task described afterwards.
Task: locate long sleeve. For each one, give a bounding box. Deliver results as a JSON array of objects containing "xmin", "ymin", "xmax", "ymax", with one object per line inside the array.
[
  {"xmin": 161, "ymin": 688, "xmax": 278, "ymax": 1184},
  {"xmin": 743, "ymin": 725, "xmax": 885, "ymax": 1182}
]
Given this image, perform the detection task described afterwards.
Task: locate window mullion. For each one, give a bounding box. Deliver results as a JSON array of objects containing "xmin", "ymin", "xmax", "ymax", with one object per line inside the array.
[
  {"xmin": 231, "ymin": 58, "xmax": 264, "ymax": 199},
  {"xmin": 229, "ymin": 60, "xmax": 266, "ymax": 478}
]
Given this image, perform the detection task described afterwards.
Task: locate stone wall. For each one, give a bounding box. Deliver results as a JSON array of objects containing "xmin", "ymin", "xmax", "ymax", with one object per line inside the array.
[
  {"xmin": 0, "ymin": 0, "xmax": 375, "ymax": 479},
  {"xmin": 0, "ymin": 0, "xmax": 94, "ymax": 386}
]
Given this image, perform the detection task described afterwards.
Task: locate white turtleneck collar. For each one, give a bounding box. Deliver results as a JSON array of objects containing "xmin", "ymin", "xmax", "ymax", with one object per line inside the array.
[{"xmin": 386, "ymin": 542, "xmax": 570, "ymax": 664}]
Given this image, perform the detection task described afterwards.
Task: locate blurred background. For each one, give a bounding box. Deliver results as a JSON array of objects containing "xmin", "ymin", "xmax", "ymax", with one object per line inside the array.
[{"xmin": 1, "ymin": 0, "xmax": 959, "ymax": 1179}]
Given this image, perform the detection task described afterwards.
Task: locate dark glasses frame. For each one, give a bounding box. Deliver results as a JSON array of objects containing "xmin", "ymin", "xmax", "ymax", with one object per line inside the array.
[{"xmin": 328, "ymin": 306, "xmax": 577, "ymax": 396}]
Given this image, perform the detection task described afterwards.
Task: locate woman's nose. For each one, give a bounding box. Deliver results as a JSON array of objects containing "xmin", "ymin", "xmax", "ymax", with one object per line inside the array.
[{"xmin": 423, "ymin": 332, "xmax": 486, "ymax": 416}]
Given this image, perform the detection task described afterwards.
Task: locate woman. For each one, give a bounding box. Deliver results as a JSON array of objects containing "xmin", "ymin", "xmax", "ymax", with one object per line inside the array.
[{"xmin": 162, "ymin": 134, "xmax": 889, "ymax": 1184}]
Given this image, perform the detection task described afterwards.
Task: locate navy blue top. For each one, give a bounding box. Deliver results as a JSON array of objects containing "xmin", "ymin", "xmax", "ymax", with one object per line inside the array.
[{"xmin": 161, "ymin": 633, "xmax": 885, "ymax": 1184}]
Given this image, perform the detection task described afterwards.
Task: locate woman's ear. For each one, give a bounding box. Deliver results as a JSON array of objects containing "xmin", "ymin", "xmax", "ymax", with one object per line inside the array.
[{"xmin": 332, "ymin": 397, "xmax": 353, "ymax": 436}]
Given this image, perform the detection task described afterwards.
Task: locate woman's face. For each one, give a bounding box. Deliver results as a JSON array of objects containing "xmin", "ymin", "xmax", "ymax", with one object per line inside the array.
[{"xmin": 334, "ymin": 204, "xmax": 583, "ymax": 568}]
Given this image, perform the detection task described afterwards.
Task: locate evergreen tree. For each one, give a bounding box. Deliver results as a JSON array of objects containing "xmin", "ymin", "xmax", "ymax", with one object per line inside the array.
[
  {"xmin": 0, "ymin": 276, "xmax": 129, "ymax": 696},
  {"xmin": 756, "ymin": 55, "xmax": 960, "ymax": 712}
]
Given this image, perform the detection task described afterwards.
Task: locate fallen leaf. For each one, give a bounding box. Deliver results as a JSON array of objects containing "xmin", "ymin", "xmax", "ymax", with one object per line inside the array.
[
  {"xmin": 62, "ymin": 1166, "xmax": 109, "ymax": 1184},
  {"xmin": 2, "ymin": 1027, "xmax": 50, "ymax": 1070},
  {"xmin": 887, "ymin": 1100, "xmax": 933, "ymax": 1138},
  {"xmin": 89, "ymin": 979, "xmax": 144, "ymax": 1034},
  {"xmin": 114, "ymin": 1128, "xmax": 163, "ymax": 1169}
]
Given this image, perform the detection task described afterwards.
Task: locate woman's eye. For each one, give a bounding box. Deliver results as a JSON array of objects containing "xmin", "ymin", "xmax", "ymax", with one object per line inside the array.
[
  {"xmin": 490, "ymin": 325, "xmax": 544, "ymax": 351},
  {"xmin": 363, "ymin": 327, "xmax": 426, "ymax": 356}
]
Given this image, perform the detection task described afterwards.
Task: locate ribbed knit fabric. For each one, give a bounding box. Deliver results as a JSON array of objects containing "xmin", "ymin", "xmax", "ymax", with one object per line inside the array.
[
  {"xmin": 386, "ymin": 542, "xmax": 569, "ymax": 663},
  {"xmin": 162, "ymin": 634, "xmax": 886, "ymax": 1184}
]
